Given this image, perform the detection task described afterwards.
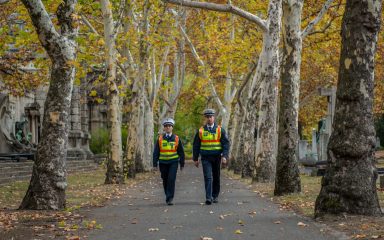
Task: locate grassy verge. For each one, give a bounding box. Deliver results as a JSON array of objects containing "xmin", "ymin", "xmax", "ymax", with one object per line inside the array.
[
  {"xmin": 224, "ymin": 169, "xmax": 384, "ymax": 239},
  {"xmin": 0, "ymin": 167, "xmax": 151, "ymax": 239},
  {"xmin": 0, "ymin": 167, "xmax": 150, "ymax": 209}
]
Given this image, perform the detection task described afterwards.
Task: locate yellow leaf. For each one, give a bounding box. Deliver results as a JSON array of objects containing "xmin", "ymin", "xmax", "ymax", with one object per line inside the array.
[
  {"xmin": 234, "ymin": 229, "xmax": 243, "ymax": 234},
  {"xmin": 97, "ymin": 39, "xmax": 105, "ymax": 46},
  {"xmin": 89, "ymin": 90, "xmax": 97, "ymax": 97}
]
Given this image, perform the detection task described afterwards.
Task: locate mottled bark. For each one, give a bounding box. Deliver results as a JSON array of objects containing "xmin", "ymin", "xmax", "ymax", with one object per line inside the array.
[
  {"xmin": 274, "ymin": 0, "xmax": 302, "ymax": 196},
  {"xmin": 229, "ymin": 62, "xmax": 257, "ymax": 174},
  {"xmin": 253, "ymin": 0, "xmax": 282, "ymax": 183},
  {"xmin": 315, "ymin": 0, "xmax": 382, "ymax": 217},
  {"xmin": 143, "ymin": 99, "xmax": 154, "ymax": 170},
  {"xmin": 125, "ymin": 95, "xmax": 140, "ymax": 178},
  {"xmin": 242, "ymin": 96, "xmax": 258, "ymax": 178},
  {"xmin": 19, "ymin": 0, "xmax": 77, "ymax": 210},
  {"xmin": 135, "ymin": 89, "xmax": 146, "ymax": 172},
  {"xmin": 101, "ymin": 0, "xmax": 124, "ymax": 184},
  {"xmin": 228, "ymin": 103, "xmax": 241, "ymax": 172}
]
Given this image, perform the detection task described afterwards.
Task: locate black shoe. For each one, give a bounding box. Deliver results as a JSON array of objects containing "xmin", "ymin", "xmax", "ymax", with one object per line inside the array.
[
  {"xmin": 205, "ymin": 199, "xmax": 212, "ymax": 205},
  {"xmin": 166, "ymin": 199, "xmax": 174, "ymax": 205},
  {"xmin": 213, "ymin": 197, "xmax": 218, "ymax": 203}
]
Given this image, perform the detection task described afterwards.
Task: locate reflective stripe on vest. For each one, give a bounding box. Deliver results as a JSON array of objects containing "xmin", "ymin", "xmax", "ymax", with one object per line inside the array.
[
  {"xmin": 199, "ymin": 126, "xmax": 222, "ymax": 151},
  {"xmin": 159, "ymin": 135, "xmax": 179, "ymax": 161}
]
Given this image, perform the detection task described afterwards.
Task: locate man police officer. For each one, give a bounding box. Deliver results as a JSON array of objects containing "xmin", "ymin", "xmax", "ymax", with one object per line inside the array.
[{"xmin": 193, "ymin": 109, "xmax": 230, "ymax": 205}]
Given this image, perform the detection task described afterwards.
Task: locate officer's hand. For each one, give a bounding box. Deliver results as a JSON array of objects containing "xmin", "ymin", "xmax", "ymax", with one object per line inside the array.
[
  {"xmin": 180, "ymin": 166, "xmax": 184, "ymax": 172},
  {"xmin": 194, "ymin": 161, "xmax": 199, "ymax": 168},
  {"xmin": 221, "ymin": 157, "xmax": 227, "ymax": 167}
]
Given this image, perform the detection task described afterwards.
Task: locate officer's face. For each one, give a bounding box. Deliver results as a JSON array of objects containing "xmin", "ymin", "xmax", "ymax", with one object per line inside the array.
[
  {"xmin": 205, "ymin": 115, "xmax": 215, "ymax": 125},
  {"xmin": 163, "ymin": 124, "xmax": 173, "ymax": 134}
]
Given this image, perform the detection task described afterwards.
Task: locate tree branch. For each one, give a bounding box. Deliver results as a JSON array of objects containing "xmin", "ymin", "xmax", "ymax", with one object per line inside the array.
[
  {"xmin": 80, "ymin": 14, "xmax": 100, "ymax": 35},
  {"xmin": 236, "ymin": 62, "xmax": 257, "ymax": 113},
  {"xmin": 301, "ymin": 0, "xmax": 335, "ymax": 39},
  {"xmin": 307, "ymin": 13, "xmax": 341, "ymax": 36},
  {"xmin": 163, "ymin": 0, "xmax": 268, "ymax": 32},
  {"xmin": 176, "ymin": 18, "xmax": 226, "ymax": 112},
  {"xmin": 57, "ymin": 0, "xmax": 77, "ymax": 38},
  {"xmin": 21, "ymin": 0, "xmax": 61, "ymax": 53},
  {"xmin": 112, "ymin": 0, "xmax": 127, "ymax": 38}
]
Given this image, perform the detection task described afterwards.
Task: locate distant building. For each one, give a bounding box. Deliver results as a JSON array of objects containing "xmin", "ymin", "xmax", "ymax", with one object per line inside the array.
[{"xmin": 0, "ymin": 71, "xmax": 110, "ymax": 159}]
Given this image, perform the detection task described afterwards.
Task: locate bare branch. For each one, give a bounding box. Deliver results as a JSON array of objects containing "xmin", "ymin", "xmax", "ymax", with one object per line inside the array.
[
  {"xmin": 307, "ymin": 13, "xmax": 341, "ymax": 36},
  {"xmin": 301, "ymin": 0, "xmax": 335, "ymax": 39},
  {"xmin": 112, "ymin": 0, "xmax": 127, "ymax": 38},
  {"xmin": 163, "ymin": 0, "xmax": 267, "ymax": 32},
  {"xmin": 80, "ymin": 14, "xmax": 100, "ymax": 35},
  {"xmin": 236, "ymin": 62, "xmax": 257, "ymax": 113},
  {"xmin": 159, "ymin": 93, "xmax": 173, "ymax": 108},
  {"xmin": 155, "ymin": 45, "xmax": 171, "ymax": 95},
  {"xmin": 176, "ymin": 19, "xmax": 226, "ymax": 112}
]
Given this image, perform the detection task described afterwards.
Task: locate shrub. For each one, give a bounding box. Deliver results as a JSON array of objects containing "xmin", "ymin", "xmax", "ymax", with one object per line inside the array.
[{"xmin": 89, "ymin": 128, "xmax": 109, "ymax": 154}]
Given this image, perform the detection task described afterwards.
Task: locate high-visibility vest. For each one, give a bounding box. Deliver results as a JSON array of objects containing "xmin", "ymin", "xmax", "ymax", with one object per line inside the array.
[
  {"xmin": 159, "ymin": 135, "xmax": 180, "ymax": 161},
  {"xmin": 199, "ymin": 126, "xmax": 222, "ymax": 151}
]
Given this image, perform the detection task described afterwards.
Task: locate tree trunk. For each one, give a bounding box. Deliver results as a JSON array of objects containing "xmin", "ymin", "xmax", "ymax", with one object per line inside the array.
[
  {"xmin": 274, "ymin": 0, "xmax": 302, "ymax": 196},
  {"xmin": 315, "ymin": 0, "xmax": 382, "ymax": 217},
  {"xmin": 125, "ymin": 95, "xmax": 140, "ymax": 178},
  {"xmin": 242, "ymin": 96, "xmax": 258, "ymax": 178},
  {"xmin": 228, "ymin": 103, "xmax": 241, "ymax": 172},
  {"xmin": 143, "ymin": 99, "xmax": 154, "ymax": 171},
  {"xmin": 19, "ymin": 0, "xmax": 77, "ymax": 210},
  {"xmin": 135, "ymin": 89, "xmax": 146, "ymax": 172},
  {"xmin": 253, "ymin": 0, "xmax": 282, "ymax": 183},
  {"xmin": 101, "ymin": 0, "xmax": 124, "ymax": 184}
]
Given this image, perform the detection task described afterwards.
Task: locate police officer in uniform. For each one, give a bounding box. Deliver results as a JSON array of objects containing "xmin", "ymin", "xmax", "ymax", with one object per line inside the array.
[
  {"xmin": 153, "ymin": 118, "xmax": 185, "ymax": 205},
  {"xmin": 193, "ymin": 109, "xmax": 230, "ymax": 205}
]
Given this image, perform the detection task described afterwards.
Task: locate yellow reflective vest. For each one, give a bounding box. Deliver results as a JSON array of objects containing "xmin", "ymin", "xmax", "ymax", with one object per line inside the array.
[
  {"xmin": 159, "ymin": 135, "xmax": 180, "ymax": 161},
  {"xmin": 199, "ymin": 126, "xmax": 222, "ymax": 152}
]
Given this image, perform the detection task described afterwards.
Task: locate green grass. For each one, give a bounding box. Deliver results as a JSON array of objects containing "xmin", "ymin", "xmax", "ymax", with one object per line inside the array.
[
  {"xmin": 0, "ymin": 181, "xmax": 30, "ymax": 208},
  {"xmin": 0, "ymin": 167, "xmax": 150, "ymax": 209}
]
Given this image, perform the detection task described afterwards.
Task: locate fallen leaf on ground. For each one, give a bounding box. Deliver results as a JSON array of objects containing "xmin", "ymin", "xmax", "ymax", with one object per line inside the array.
[
  {"xmin": 67, "ymin": 236, "xmax": 80, "ymax": 240},
  {"xmin": 274, "ymin": 221, "xmax": 281, "ymax": 224},
  {"xmin": 297, "ymin": 222, "xmax": 308, "ymax": 227},
  {"xmin": 200, "ymin": 237, "xmax": 213, "ymax": 240},
  {"xmin": 353, "ymin": 234, "xmax": 367, "ymax": 239},
  {"xmin": 219, "ymin": 215, "xmax": 224, "ymax": 220},
  {"xmin": 235, "ymin": 229, "xmax": 243, "ymax": 234},
  {"xmin": 148, "ymin": 228, "xmax": 159, "ymax": 232},
  {"xmin": 131, "ymin": 219, "xmax": 138, "ymax": 224}
]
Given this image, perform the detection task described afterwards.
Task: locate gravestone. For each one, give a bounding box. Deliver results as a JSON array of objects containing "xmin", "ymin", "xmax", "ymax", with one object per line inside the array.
[{"xmin": 316, "ymin": 87, "xmax": 336, "ymax": 162}]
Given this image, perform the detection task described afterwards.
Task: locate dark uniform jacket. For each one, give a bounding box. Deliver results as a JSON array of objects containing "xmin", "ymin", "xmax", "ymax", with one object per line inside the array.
[
  {"xmin": 192, "ymin": 124, "xmax": 230, "ymax": 161},
  {"xmin": 153, "ymin": 133, "xmax": 185, "ymax": 168}
]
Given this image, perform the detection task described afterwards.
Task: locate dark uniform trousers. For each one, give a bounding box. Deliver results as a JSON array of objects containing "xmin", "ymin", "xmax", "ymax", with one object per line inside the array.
[
  {"xmin": 159, "ymin": 161, "xmax": 178, "ymax": 202},
  {"xmin": 202, "ymin": 155, "xmax": 221, "ymax": 201}
]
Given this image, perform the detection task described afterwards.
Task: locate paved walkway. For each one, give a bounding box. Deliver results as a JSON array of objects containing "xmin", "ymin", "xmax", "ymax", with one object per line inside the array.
[{"xmin": 85, "ymin": 163, "xmax": 344, "ymax": 240}]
